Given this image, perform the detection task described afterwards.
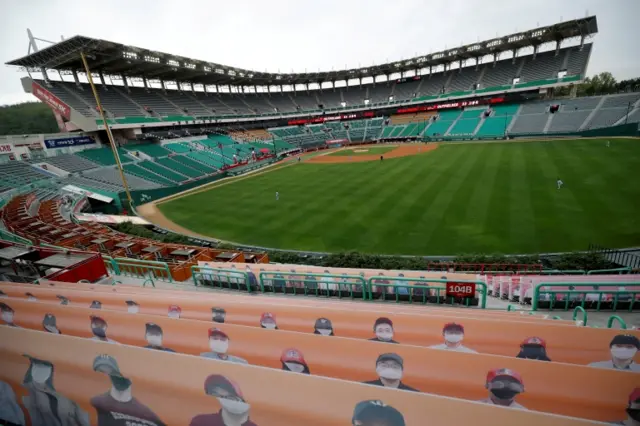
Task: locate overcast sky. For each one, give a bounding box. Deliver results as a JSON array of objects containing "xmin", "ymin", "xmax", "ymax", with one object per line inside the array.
[{"xmin": 0, "ymin": 0, "xmax": 638, "ymax": 105}]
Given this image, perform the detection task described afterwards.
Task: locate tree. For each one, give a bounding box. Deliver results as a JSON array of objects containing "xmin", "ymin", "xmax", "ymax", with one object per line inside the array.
[
  {"xmin": 0, "ymin": 102, "xmax": 59, "ymax": 136},
  {"xmin": 577, "ymin": 72, "xmax": 618, "ymax": 97}
]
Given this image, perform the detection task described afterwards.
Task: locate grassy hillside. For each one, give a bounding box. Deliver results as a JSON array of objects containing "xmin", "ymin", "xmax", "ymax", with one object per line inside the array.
[
  {"xmin": 0, "ymin": 102, "xmax": 58, "ymax": 136},
  {"xmin": 159, "ymin": 139, "xmax": 640, "ymax": 255}
]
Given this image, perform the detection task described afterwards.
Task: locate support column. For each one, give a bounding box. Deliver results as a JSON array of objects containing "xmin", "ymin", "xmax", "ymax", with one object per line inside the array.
[
  {"xmin": 73, "ymin": 70, "xmax": 80, "ymax": 86},
  {"xmin": 122, "ymin": 74, "xmax": 129, "ymax": 92},
  {"xmin": 512, "ymin": 49, "xmax": 517, "ymax": 65},
  {"xmin": 555, "ymin": 40, "xmax": 561, "ymax": 56},
  {"xmin": 533, "ymin": 45, "xmax": 539, "ymax": 60}
]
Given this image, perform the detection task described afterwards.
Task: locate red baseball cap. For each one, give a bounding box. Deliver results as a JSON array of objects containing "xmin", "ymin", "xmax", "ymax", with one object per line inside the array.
[
  {"xmin": 168, "ymin": 305, "xmax": 181, "ymax": 313},
  {"xmin": 204, "ymin": 375, "xmax": 243, "ymax": 399},
  {"xmin": 261, "ymin": 312, "xmax": 276, "ymax": 322},
  {"xmin": 629, "ymin": 388, "xmax": 640, "ymax": 403},
  {"xmin": 443, "ymin": 322, "xmax": 464, "ymax": 333},
  {"xmin": 208, "ymin": 328, "xmax": 228, "ymax": 339},
  {"xmin": 521, "ymin": 337, "xmax": 546, "ymax": 348},
  {"xmin": 486, "ymin": 368, "xmax": 523, "ymax": 385},
  {"xmin": 280, "ymin": 348, "xmax": 306, "ymax": 364}
]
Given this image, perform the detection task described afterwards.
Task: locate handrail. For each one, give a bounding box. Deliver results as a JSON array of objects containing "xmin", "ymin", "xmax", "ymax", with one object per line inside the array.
[
  {"xmin": 113, "ymin": 257, "xmax": 172, "ymax": 283},
  {"xmin": 258, "ymin": 271, "xmax": 368, "ymax": 300},
  {"xmin": 587, "ymin": 267, "xmax": 632, "ymax": 275},
  {"xmin": 191, "ymin": 265, "xmax": 251, "ymax": 291},
  {"xmin": 572, "ymin": 306, "xmax": 587, "ymax": 326},
  {"xmin": 367, "ymin": 277, "xmax": 487, "ymax": 309},
  {"xmin": 606, "ymin": 315, "xmax": 627, "ymax": 329},
  {"xmin": 532, "ymin": 282, "xmax": 640, "ymax": 312}
]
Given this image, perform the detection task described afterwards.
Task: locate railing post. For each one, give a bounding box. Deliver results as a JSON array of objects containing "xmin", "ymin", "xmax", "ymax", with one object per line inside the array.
[
  {"xmin": 572, "ymin": 306, "xmax": 587, "ymax": 326},
  {"xmin": 606, "ymin": 315, "xmax": 627, "ymax": 329}
]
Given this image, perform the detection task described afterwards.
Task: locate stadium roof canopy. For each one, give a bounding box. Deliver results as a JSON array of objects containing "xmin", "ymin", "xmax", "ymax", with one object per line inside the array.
[{"xmin": 7, "ymin": 16, "xmax": 597, "ymax": 86}]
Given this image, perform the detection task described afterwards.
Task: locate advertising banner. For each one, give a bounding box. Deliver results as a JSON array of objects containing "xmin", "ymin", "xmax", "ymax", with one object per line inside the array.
[
  {"xmin": 44, "ymin": 136, "xmax": 96, "ymax": 149},
  {"xmin": 31, "ymin": 81, "xmax": 72, "ymax": 120}
]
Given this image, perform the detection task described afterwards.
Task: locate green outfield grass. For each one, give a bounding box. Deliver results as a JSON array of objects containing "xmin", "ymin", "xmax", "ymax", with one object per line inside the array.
[
  {"xmin": 159, "ymin": 139, "xmax": 640, "ymax": 255},
  {"xmin": 328, "ymin": 146, "xmax": 396, "ymax": 156}
]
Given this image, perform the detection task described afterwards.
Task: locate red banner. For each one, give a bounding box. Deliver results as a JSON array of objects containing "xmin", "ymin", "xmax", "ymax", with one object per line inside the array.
[
  {"xmin": 0, "ymin": 144, "xmax": 12, "ymax": 153},
  {"xmin": 397, "ymin": 97, "xmax": 505, "ymax": 115},
  {"xmin": 446, "ymin": 282, "xmax": 476, "ymax": 298},
  {"xmin": 288, "ymin": 111, "xmax": 375, "ymax": 126},
  {"xmin": 31, "ymin": 81, "xmax": 71, "ymax": 120}
]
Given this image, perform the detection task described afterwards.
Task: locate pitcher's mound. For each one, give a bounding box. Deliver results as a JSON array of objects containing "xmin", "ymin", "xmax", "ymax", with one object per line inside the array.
[
  {"xmin": 308, "ymin": 144, "xmax": 438, "ymax": 164},
  {"xmin": 353, "ymin": 149, "xmax": 369, "ymax": 153}
]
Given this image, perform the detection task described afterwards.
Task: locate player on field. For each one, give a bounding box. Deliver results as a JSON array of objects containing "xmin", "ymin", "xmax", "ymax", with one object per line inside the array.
[
  {"xmin": 275, "ymin": 192, "xmax": 279, "ymax": 201},
  {"xmin": 557, "ymin": 178, "xmax": 563, "ymax": 190}
]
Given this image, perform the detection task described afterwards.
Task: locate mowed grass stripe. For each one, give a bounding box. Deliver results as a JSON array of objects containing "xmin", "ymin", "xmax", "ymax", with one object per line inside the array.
[{"xmin": 159, "ymin": 139, "xmax": 640, "ymax": 254}]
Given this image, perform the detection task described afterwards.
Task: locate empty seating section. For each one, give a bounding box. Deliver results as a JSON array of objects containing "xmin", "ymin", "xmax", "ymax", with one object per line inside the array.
[
  {"xmin": 61, "ymin": 175, "xmax": 123, "ymax": 193},
  {"xmin": 417, "ymin": 73, "xmax": 449, "ymax": 96},
  {"xmin": 509, "ymin": 113, "xmax": 549, "ymax": 134},
  {"xmin": 123, "ymin": 143, "xmax": 172, "ymax": 158},
  {"xmin": 76, "ymin": 147, "xmax": 133, "ymax": 166},
  {"xmin": 266, "ymin": 93, "xmax": 297, "ymax": 113},
  {"xmin": 547, "ymin": 111, "xmax": 591, "ymax": 133},
  {"xmin": 138, "ymin": 160, "xmax": 189, "ymax": 182},
  {"xmin": 368, "ymin": 84, "xmax": 393, "ymax": 103},
  {"xmin": 121, "ymin": 163, "xmax": 173, "ymax": 186},
  {"xmin": 519, "ymin": 50, "xmax": 564, "ymax": 82},
  {"xmin": 154, "ymin": 157, "xmax": 203, "ymax": 178},
  {"xmin": 341, "ymin": 86, "xmax": 369, "ymax": 106},
  {"xmin": 36, "ymin": 154, "xmax": 100, "ymax": 173},
  {"xmin": 393, "ymin": 80, "xmax": 422, "ymax": 100},
  {"xmin": 164, "ymin": 142, "xmax": 191, "ymax": 153},
  {"xmin": 188, "ymin": 152, "xmax": 224, "ymax": 169},
  {"xmin": 448, "ymin": 118, "xmax": 479, "ymax": 135},
  {"xmin": 447, "ymin": 67, "xmax": 482, "ymax": 92},
  {"xmin": 475, "ymin": 104, "xmax": 520, "ymax": 137},
  {"xmin": 83, "ymin": 167, "xmax": 161, "ymax": 190},
  {"xmin": 585, "ymin": 109, "xmax": 627, "ymax": 129},
  {"xmin": 97, "ymin": 86, "xmax": 145, "ymax": 117},
  {"xmin": 0, "ymin": 162, "xmax": 50, "ymax": 186},
  {"xmin": 290, "ymin": 92, "xmax": 319, "ymax": 110},
  {"xmin": 161, "ymin": 91, "xmax": 210, "ymax": 116},
  {"xmin": 560, "ymin": 97, "xmax": 601, "ymax": 111},
  {"xmin": 191, "ymin": 92, "xmax": 234, "ymax": 115},
  {"xmin": 601, "ymin": 93, "xmax": 640, "ymax": 108},
  {"xmin": 127, "ymin": 87, "xmax": 181, "ymax": 116},
  {"xmin": 170, "ymin": 155, "xmax": 216, "ymax": 174},
  {"xmin": 317, "ymin": 90, "xmax": 343, "ymax": 108},
  {"xmin": 565, "ymin": 44, "xmax": 592, "ymax": 76}
]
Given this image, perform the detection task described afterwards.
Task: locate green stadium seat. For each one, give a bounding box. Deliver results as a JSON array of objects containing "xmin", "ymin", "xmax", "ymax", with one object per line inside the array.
[
  {"xmin": 138, "ymin": 160, "xmax": 189, "ymax": 182},
  {"xmin": 123, "ymin": 143, "xmax": 172, "ymax": 158},
  {"xmin": 115, "ymin": 117, "xmax": 161, "ymax": 124},
  {"xmin": 448, "ymin": 118, "xmax": 480, "ymax": 135},
  {"xmin": 165, "ymin": 143, "xmax": 192, "ymax": 154},
  {"xmin": 76, "ymin": 147, "xmax": 134, "ymax": 166},
  {"xmin": 170, "ymin": 155, "xmax": 216, "ymax": 174},
  {"xmin": 155, "ymin": 157, "xmax": 205, "ymax": 178},
  {"xmin": 122, "ymin": 163, "xmax": 174, "ymax": 186}
]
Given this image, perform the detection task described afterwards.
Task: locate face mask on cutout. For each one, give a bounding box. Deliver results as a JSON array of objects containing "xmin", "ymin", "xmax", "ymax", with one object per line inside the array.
[
  {"xmin": 168, "ymin": 312, "xmax": 180, "ymax": 319},
  {"xmin": 376, "ymin": 366, "xmax": 403, "ymax": 381},
  {"xmin": 92, "ymin": 327, "xmax": 107, "ymax": 339},
  {"xmin": 376, "ymin": 331, "xmax": 394, "ymax": 341},
  {"xmin": 219, "ymin": 398, "xmax": 250, "ymax": 415},
  {"xmin": 444, "ymin": 333, "xmax": 463, "ymax": 344},
  {"xmin": 2, "ymin": 312, "xmax": 13, "ymax": 323},
  {"xmin": 127, "ymin": 306, "xmax": 139, "ymax": 314},
  {"xmin": 316, "ymin": 328, "xmax": 332, "ymax": 336},
  {"xmin": 31, "ymin": 364, "xmax": 52, "ymax": 384},
  {"xmin": 490, "ymin": 388, "xmax": 520, "ymax": 401},
  {"xmin": 110, "ymin": 376, "xmax": 132, "ymax": 392},
  {"xmin": 210, "ymin": 340, "xmax": 229, "ymax": 354},
  {"xmin": 627, "ymin": 408, "xmax": 640, "ymax": 422},
  {"xmin": 284, "ymin": 362, "xmax": 305, "ymax": 373},
  {"xmin": 262, "ymin": 322, "xmax": 276, "ymax": 330},
  {"xmin": 147, "ymin": 335, "xmax": 162, "ymax": 346},
  {"xmin": 611, "ymin": 346, "xmax": 638, "ymax": 360},
  {"xmin": 45, "ymin": 326, "xmax": 60, "ymax": 334},
  {"xmin": 27, "ymin": 297, "xmax": 37, "ymax": 302}
]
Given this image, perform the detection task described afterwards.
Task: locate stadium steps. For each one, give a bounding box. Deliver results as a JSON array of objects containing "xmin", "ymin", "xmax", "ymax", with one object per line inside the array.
[
  {"xmin": 561, "ymin": 48, "xmax": 571, "ymax": 71},
  {"xmin": 138, "ymin": 160, "xmax": 190, "ymax": 182},
  {"xmin": 472, "ymin": 115, "xmax": 486, "ymax": 135},
  {"xmin": 59, "ymin": 84, "xmax": 98, "ymax": 115},
  {"xmin": 579, "ymin": 96, "xmax": 607, "ymax": 130},
  {"xmin": 543, "ymin": 112, "xmax": 555, "ymax": 133},
  {"xmin": 515, "ymin": 57, "xmax": 526, "ymax": 79},
  {"xmin": 155, "ymin": 156, "xmax": 202, "ymax": 178},
  {"xmin": 113, "ymin": 87, "xmax": 149, "ymax": 116},
  {"xmin": 122, "ymin": 163, "xmax": 175, "ymax": 186},
  {"xmin": 444, "ymin": 112, "xmax": 462, "ymax": 136},
  {"xmin": 170, "ymin": 155, "xmax": 216, "ymax": 175},
  {"xmin": 156, "ymin": 91, "xmax": 183, "ymax": 115},
  {"xmin": 444, "ymin": 71, "xmax": 454, "ymax": 90},
  {"xmin": 506, "ymin": 104, "xmax": 524, "ymax": 133},
  {"xmin": 614, "ymin": 98, "xmax": 640, "ymax": 126}
]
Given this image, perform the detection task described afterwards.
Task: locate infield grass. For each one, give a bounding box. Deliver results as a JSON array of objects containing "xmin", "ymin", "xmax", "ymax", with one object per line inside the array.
[
  {"xmin": 328, "ymin": 146, "xmax": 396, "ymax": 156},
  {"xmin": 159, "ymin": 139, "xmax": 640, "ymax": 255}
]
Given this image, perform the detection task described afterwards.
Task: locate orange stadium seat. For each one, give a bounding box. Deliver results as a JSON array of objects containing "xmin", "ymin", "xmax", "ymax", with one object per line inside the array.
[
  {"xmin": 1, "ymin": 296, "xmax": 637, "ymax": 422},
  {"xmin": 0, "ymin": 326, "xmax": 605, "ymax": 426}
]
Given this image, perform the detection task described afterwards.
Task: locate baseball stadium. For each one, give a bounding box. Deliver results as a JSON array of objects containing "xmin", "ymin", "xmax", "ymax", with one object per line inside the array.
[{"xmin": 0, "ymin": 12, "xmax": 639, "ymax": 426}]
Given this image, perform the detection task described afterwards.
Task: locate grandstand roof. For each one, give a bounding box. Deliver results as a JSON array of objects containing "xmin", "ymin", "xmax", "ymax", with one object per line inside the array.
[{"xmin": 7, "ymin": 16, "xmax": 597, "ymax": 86}]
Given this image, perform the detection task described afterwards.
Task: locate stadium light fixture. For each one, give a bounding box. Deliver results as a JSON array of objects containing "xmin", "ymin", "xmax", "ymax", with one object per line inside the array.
[
  {"xmin": 144, "ymin": 56, "xmax": 160, "ymax": 63},
  {"xmin": 123, "ymin": 51, "xmax": 138, "ymax": 60},
  {"xmin": 184, "ymin": 63, "xmax": 196, "ymax": 69},
  {"xmin": 215, "ymin": 68, "xmax": 224, "ymax": 74},
  {"xmin": 203, "ymin": 65, "xmax": 212, "ymax": 72},
  {"xmin": 167, "ymin": 59, "xmax": 179, "ymax": 67},
  {"xmin": 508, "ymin": 34, "xmax": 525, "ymax": 43}
]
